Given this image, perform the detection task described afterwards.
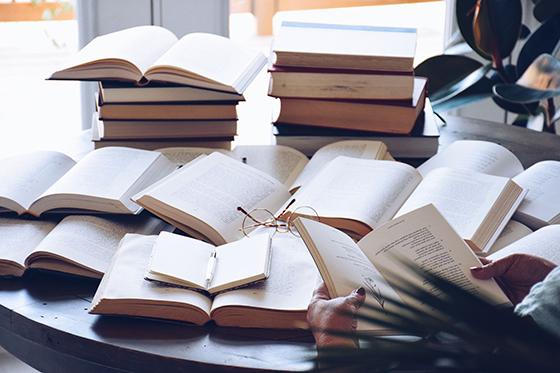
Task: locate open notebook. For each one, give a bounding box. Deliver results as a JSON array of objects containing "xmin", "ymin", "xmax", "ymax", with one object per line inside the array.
[
  {"xmin": 295, "ymin": 204, "xmax": 511, "ymax": 335},
  {"xmin": 0, "ymin": 147, "xmax": 176, "ymax": 216},
  {"xmin": 146, "ymin": 231, "xmax": 272, "ymax": 294},
  {"xmin": 0, "ymin": 214, "xmax": 170, "ymax": 278},
  {"xmin": 90, "ymin": 232, "xmax": 318, "ymax": 329},
  {"xmin": 49, "ymin": 25, "xmax": 267, "ymax": 94}
]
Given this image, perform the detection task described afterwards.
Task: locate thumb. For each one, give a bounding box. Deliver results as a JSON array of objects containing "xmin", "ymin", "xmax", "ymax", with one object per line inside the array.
[
  {"xmin": 471, "ymin": 256, "xmax": 515, "ymax": 280},
  {"xmin": 345, "ymin": 287, "xmax": 366, "ymax": 311}
]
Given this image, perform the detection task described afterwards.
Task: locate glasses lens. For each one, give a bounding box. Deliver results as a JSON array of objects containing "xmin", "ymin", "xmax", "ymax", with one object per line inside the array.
[
  {"xmin": 288, "ymin": 206, "xmax": 320, "ymax": 237},
  {"xmin": 241, "ymin": 208, "xmax": 277, "ymax": 237}
]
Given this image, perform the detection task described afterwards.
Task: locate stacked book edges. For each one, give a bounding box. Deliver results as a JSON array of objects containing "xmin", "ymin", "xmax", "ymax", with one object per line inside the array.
[
  {"xmin": 49, "ymin": 26, "xmax": 268, "ymax": 151},
  {"xmin": 92, "ymin": 82, "xmax": 242, "ymax": 150},
  {"xmin": 274, "ymin": 99, "xmax": 440, "ymax": 159},
  {"xmin": 268, "ymin": 21, "xmax": 434, "ymax": 156}
]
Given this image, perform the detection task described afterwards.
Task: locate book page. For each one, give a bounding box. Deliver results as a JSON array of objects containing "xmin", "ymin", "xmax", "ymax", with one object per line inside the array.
[
  {"xmin": 28, "ymin": 214, "xmax": 170, "ymax": 275},
  {"xmin": 231, "ymin": 145, "xmax": 308, "ymax": 187},
  {"xmin": 0, "ymin": 218, "xmax": 57, "ymax": 270},
  {"xmin": 35, "ymin": 147, "xmax": 165, "ymax": 212},
  {"xmin": 211, "ymin": 231, "xmax": 318, "ymax": 312},
  {"xmin": 91, "ymin": 234, "xmax": 212, "ymax": 316},
  {"xmin": 486, "ymin": 220, "xmax": 533, "ymax": 256},
  {"xmin": 137, "ymin": 152, "xmax": 291, "ymax": 243},
  {"xmin": 148, "ymin": 232, "xmax": 215, "ymax": 289},
  {"xmin": 396, "ymin": 167, "xmax": 511, "ymax": 240},
  {"xmin": 54, "ymin": 26, "xmax": 177, "ymax": 77},
  {"xmin": 290, "ymin": 158, "xmax": 421, "ymax": 229},
  {"xmin": 418, "ymin": 140, "xmax": 524, "ymax": 178},
  {"xmin": 147, "ymin": 33, "xmax": 266, "ymax": 92},
  {"xmin": 359, "ymin": 205, "xmax": 511, "ymax": 307},
  {"xmin": 296, "ymin": 218, "xmax": 403, "ymax": 332},
  {"xmin": 0, "ymin": 151, "xmax": 76, "ymax": 212},
  {"xmin": 211, "ymin": 233, "xmax": 271, "ymax": 293},
  {"xmin": 156, "ymin": 147, "xmax": 231, "ymax": 166},
  {"xmin": 290, "ymin": 140, "xmax": 387, "ymax": 192},
  {"xmin": 513, "ymin": 161, "xmax": 560, "ymax": 225},
  {"xmin": 488, "ymin": 225, "xmax": 560, "ymax": 265}
]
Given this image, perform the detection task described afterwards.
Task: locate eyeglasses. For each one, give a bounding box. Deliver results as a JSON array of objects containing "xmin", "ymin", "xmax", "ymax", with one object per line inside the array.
[{"xmin": 237, "ymin": 199, "xmax": 320, "ymax": 237}]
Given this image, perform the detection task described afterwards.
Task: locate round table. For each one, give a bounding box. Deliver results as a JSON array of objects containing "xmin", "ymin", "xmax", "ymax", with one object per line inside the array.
[
  {"xmin": 0, "ymin": 271, "xmax": 316, "ymax": 372},
  {"xmin": 2, "ymin": 116, "xmax": 560, "ymax": 372}
]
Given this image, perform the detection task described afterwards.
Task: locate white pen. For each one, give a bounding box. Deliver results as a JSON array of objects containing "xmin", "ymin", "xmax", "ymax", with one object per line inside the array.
[{"xmin": 205, "ymin": 250, "xmax": 217, "ymax": 289}]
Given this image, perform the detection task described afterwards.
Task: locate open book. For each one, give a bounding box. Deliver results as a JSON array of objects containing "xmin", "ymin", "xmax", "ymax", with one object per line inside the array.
[
  {"xmin": 133, "ymin": 152, "xmax": 291, "ymax": 245},
  {"xmin": 486, "ymin": 220, "xmax": 533, "ymax": 256},
  {"xmin": 49, "ymin": 26, "xmax": 267, "ymax": 94},
  {"xmin": 158, "ymin": 140, "xmax": 391, "ymax": 192},
  {"xmin": 134, "ymin": 141, "xmax": 391, "ymax": 245},
  {"xmin": 0, "ymin": 147, "xmax": 176, "ymax": 216},
  {"xmin": 146, "ymin": 231, "xmax": 272, "ymax": 294},
  {"xmin": 90, "ymin": 231, "xmax": 318, "ymax": 329},
  {"xmin": 419, "ymin": 141, "xmax": 560, "ymax": 230},
  {"xmin": 295, "ymin": 204, "xmax": 511, "ymax": 335},
  {"xmin": 487, "ymin": 224, "xmax": 560, "ymax": 265},
  {"xmin": 512, "ymin": 161, "xmax": 560, "ymax": 229},
  {"xmin": 417, "ymin": 140, "xmax": 524, "ymax": 178},
  {"xmin": 0, "ymin": 214, "xmax": 170, "ymax": 278},
  {"xmin": 283, "ymin": 156, "xmax": 525, "ymax": 253}
]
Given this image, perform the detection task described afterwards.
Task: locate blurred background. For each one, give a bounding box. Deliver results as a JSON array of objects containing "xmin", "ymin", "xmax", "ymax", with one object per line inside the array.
[{"xmin": 0, "ymin": 0, "xmax": 447, "ymax": 157}]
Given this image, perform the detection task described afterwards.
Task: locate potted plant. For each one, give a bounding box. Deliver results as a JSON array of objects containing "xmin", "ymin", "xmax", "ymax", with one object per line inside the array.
[{"xmin": 415, "ymin": 0, "xmax": 560, "ymax": 133}]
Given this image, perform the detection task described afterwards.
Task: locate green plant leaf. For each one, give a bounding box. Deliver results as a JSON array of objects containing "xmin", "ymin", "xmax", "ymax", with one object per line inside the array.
[
  {"xmin": 472, "ymin": 0, "xmax": 522, "ymax": 61},
  {"xmin": 492, "ymin": 96, "xmax": 538, "ymax": 114},
  {"xmin": 456, "ymin": 0, "xmax": 491, "ymax": 60},
  {"xmin": 517, "ymin": 14, "xmax": 560, "ymax": 76},
  {"xmin": 534, "ymin": 0, "xmax": 560, "ymax": 23},
  {"xmin": 432, "ymin": 77, "xmax": 493, "ymax": 112},
  {"xmin": 494, "ymin": 54, "xmax": 560, "ymax": 103},
  {"xmin": 415, "ymin": 54, "xmax": 489, "ymax": 103},
  {"xmin": 430, "ymin": 64, "xmax": 491, "ymax": 105},
  {"xmin": 314, "ymin": 262, "xmax": 560, "ymax": 373}
]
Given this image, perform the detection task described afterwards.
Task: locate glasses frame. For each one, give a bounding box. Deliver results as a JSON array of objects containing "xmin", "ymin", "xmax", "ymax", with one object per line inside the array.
[{"xmin": 237, "ymin": 199, "xmax": 319, "ymax": 237}]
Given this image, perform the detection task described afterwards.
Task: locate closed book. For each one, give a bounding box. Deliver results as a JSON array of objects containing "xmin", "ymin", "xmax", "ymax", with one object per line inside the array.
[
  {"xmin": 99, "ymin": 82, "xmax": 244, "ymax": 103},
  {"xmin": 94, "ymin": 113, "xmax": 237, "ymax": 139},
  {"xmin": 273, "ymin": 99, "xmax": 439, "ymax": 158},
  {"xmin": 272, "ymin": 21, "xmax": 416, "ymax": 72},
  {"xmin": 98, "ymin": 102, "xmax": 238, "ymax": 120},
  {"xmin": 93, "ymin": 138, "xmax": 233, "ymax": 151},
  {"xmin": 268, "ymin": 66, "xmax": 414, "ymax": 100},
  {"xmin": 275, "ymin": 77, "xmax": 426, "ymax": 134}
]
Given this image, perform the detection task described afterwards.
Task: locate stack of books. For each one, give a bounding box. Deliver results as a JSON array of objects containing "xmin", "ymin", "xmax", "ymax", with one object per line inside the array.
[
  {"xmin": 268, "ymin": 21, "xmax": 439, "ymax": 158},
  {"xmin": 92, "ymin": 81, "xmax": 243, "ymax": 150},
  {"xmin": 48, "ymin": 26, "xmax": 267, "ymax": 151}
]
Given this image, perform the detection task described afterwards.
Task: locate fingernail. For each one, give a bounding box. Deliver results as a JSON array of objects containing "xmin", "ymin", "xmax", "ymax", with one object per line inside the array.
[
  {"xmin": 357, "ymin": 287, "xmax": 365, "ymax": 296},
  {"xmin": 470, "ymin": 266, "xmax": 481, "ymax": 271}
]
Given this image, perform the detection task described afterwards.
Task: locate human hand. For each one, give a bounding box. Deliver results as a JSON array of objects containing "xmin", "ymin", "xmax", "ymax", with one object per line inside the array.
[
  {"xmin": 307, "ymin": 282, "xmax": 366, "ymax": 348},
  {"xmin": 471, "ymin": 254, "xmax": 557, "ymax": 305}
]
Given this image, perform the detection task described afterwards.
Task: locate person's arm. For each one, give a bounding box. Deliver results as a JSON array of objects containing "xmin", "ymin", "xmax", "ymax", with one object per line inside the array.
[
  {"xmin": 470, "ymin": 254, "xmax": 556, "ymax": 305},
  {"xmin": 307, "ymin": 283, "xmax": 365, "ymax": 349}
]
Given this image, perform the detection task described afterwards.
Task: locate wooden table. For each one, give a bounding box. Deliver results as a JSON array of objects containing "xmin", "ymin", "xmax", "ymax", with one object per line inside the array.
[{"xmin": 0, "ymin": 116, "xmax": 559, "ymax": 372}]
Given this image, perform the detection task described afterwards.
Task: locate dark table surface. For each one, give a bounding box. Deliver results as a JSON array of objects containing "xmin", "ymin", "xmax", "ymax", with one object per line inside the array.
[{"xmin": 1, "ymin": 115, "xmax": 559, "ymax": 373}]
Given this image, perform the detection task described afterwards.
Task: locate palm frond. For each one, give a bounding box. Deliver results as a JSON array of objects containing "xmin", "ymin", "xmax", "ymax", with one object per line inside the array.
[{"xmin": 313, "ymin": 263, "xmax": 560, "ymax": 372}]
